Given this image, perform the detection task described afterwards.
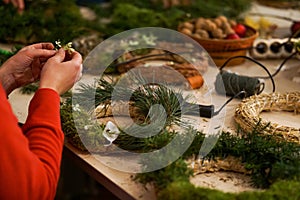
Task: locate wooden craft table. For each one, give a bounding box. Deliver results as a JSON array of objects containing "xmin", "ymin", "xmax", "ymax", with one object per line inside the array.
[
  {"xmin": 62, "ymin": 57, "xmax": 299, "ymax": 200},
  {"xmin": 2, "ymin": 3, "xmax": 300, "ymax": 198},
  {"xmin": 63, "ymin": 143, "xmax": 157, "ymax": 200},
  {"xmin": 4, "ymin": 44, "xmax": 299, "ymax": 200}
]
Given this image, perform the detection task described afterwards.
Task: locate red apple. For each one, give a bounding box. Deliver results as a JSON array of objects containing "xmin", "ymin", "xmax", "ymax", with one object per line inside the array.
[
  {"xmin": 291, "ymin": 21, "xmax": 300, "ymax": 37},
  {"xmin": 232, "ymin": 23, "xmax": 246, "ymax": 38},
  {"xmin": 226, "ymin": 33, "xmax": 240, "ymax": 40}
]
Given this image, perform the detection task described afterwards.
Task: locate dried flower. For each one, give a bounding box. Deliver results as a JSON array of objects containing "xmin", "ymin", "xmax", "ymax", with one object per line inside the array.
[{"xmin": 54, "ymin": 40, "xmax": 75, "ymax": 54}]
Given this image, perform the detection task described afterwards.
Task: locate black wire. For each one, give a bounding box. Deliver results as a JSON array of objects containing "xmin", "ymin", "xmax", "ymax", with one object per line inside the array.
[
  {"xmin": 255, "ymin": 51, "xmax": 297, "ymax": 79},
  {"xmin": 249, "ymin": 31, "xmax": 298, "ymax": 79},
  {"xmin": 219, "ymin": 55, "xmax": 276, "ymax": 92},
  {"xmin": 249, "ymin": 28, "xmax": 299, "ymax": 79},
  {"xmin": 213, "ymin": 91, "xmax": 246, "ymax": 116}
]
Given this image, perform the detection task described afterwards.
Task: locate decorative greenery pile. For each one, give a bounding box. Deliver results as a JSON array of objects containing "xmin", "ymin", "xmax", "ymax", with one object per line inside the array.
[
  {"xmin": 60, "ymin": 78, "xmax": 300, "ymax": 199},
  {"xmin": 0, "ymin": 0, "xmax": 91, "ymax": 44},
  {"xmin": 134, "ymin": 126, "xmax": 300, "ymax": 190},
  {"xmin": 158, "ymin": 180, "xmax": 300, "ymax": 200},
  {"xmin": 60, "ymin": 98, "xmax": 105, "ymax": 152},
  {"xmin": 64, "ymin": 76, "xmax": 192, "ymax": 151},
  {"xmin": 0, "ymin": 0, "xmax": 252, "ymax": 44},
  {"xmin": 90, "ymin": 0, "xmax": 252, "ymax": 37},
  {"xmin": 61, "ymin": 99, "xmax": 300, "ymax": 199},
  {"xmin": 0, "ymin": 47, "xmax": 19, "ymax": 65}
]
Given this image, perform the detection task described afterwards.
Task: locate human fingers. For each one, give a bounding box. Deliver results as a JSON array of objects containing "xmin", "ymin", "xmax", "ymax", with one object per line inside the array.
[
  {"xmin": 76, "ymin": 64, "xmax": 83, "ymax": 81},
  {"xmin": 10, "ymin": 0, "xmax": 24, "ymax": 11},
  {"xmin": 10, "ymin": 0, "xmax": 17, "ymax": 7},
  {"xmin": 8, "ymin": 46, "xmax": 56, "ymax": 76},
  {"xmin": 18, "ymin": 48, "xmax": 57, "ymax": 61},
  {"xmin": 4, "ymin": 0, "xmax": 24, "ymax": 13},
  {"xmin": 68, "ymin": 54, "xmax": 83, "ymax": 82},
  {"xmin": 59, "ymin": 51, "xmax": 83, "ymax": 80},
  {"xmin": 36, "ymin": 42, "xmax": 55, "ymax": 50},
  {"xmin": 32, "ymin": 59, "xmax": 42, "ymax": 81},
  {"xmin": 50, "ymin": 48, "xmax": 67, "ymax": 63},
  {"xmin": 39, "ymin": 50, "xmax": 82, "ymax": 94},
  {"xmin": 12, "ymin": 0, "xmax": 24, "ymax": 13},
  {"xmin": 16, "ymin": 0, "xmax": 24, "ymax": 11},
  {"xmin": 64, "ymin": 51, "xmax": 82, "ymax": 65},
  {"xmin": 69, "ymin": 52, "xmax": 83, "ymax": 82},
  {"xmin": 20, "ymin": 42, "xmax": 55, "ymax": 52},
  {"xmin": 36, "ymin": 48, "xmax": 65, "ymax": 73}
]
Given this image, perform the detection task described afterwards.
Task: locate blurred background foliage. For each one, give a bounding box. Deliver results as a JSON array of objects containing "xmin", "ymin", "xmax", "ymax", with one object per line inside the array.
[
  {"xmin": 92, "ymin": 0, "xmax": 252, "ymax": 37},
  {"xmin": 0, "ymin": 0, "xmax": 252, "ymax": 44},
  {"xmin": 0, "ymin": 0, "xmax": 89, "ymax": 44}
]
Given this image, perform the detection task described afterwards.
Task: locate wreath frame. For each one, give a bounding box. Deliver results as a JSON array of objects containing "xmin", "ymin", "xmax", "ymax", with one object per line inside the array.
[{"xmin": 235, "ymin": 92, "xmax": 300, "ymax": 143}]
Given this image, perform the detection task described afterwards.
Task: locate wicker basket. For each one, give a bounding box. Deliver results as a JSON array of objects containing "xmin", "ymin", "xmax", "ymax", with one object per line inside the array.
[{"xmin": 179, "ymin": 25, "xmax": 258, "ymax": 67}]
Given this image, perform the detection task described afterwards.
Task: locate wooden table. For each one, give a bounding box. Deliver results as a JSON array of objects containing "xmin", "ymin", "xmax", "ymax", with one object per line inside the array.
[
  {"xmin": 63, "ymin": 143, "xmax": 157, "ymax": 200},
  {"xmin": 4, "ymin": 45, "xmax": 300, "ymax": 200},
  {"xmin": 62, "ymin": 57, "xmax": 299, "ymax": 199},
  {"xmin": 2, "ymin": 2, "xmax": 300, "ymax": 198}
]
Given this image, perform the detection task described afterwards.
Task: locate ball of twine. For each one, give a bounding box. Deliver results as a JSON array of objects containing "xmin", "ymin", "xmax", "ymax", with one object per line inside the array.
[{"xmin": 234, "ymin": 92, "xmax": 300, "ymax": 143}]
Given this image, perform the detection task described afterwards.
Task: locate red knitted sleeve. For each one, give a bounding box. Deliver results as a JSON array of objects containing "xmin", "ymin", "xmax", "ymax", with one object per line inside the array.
[{"xmin": 0, "ymin": 85, "xmax": 64, "ymax": 200}]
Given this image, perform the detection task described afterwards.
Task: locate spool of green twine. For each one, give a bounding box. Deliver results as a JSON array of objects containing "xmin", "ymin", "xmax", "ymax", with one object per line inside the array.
[{"xmin": 215, "ymin": 71, "xmax": 264, "ymax": 97}]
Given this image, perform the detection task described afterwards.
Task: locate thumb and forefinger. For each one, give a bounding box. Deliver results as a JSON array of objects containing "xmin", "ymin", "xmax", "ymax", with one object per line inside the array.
[
  {"xmin": 51, "ymin": 48, "xmax": 82, "ymax": 64},
  {"xmin": 50, "ymin": 48, "xmax": 67, "ymax": 63}
]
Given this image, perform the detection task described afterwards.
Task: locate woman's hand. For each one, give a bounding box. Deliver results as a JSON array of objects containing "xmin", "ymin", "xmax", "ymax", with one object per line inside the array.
[
  {"xmin": 3, "ymin": 0, "xmax": 25, "ymax": 13},
  {"xmin": 39, "ymin": 48, "xmax": 83, "ymax": 95},
  {"xmin": 0, "ymin": 43, "xmax": 56, "ymax": 95}
]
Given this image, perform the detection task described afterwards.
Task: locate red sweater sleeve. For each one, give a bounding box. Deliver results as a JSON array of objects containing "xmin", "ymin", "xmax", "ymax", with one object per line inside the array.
[{"xmin": 0, "ymin": 85, "xmax": 64, "ymax": 200}]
